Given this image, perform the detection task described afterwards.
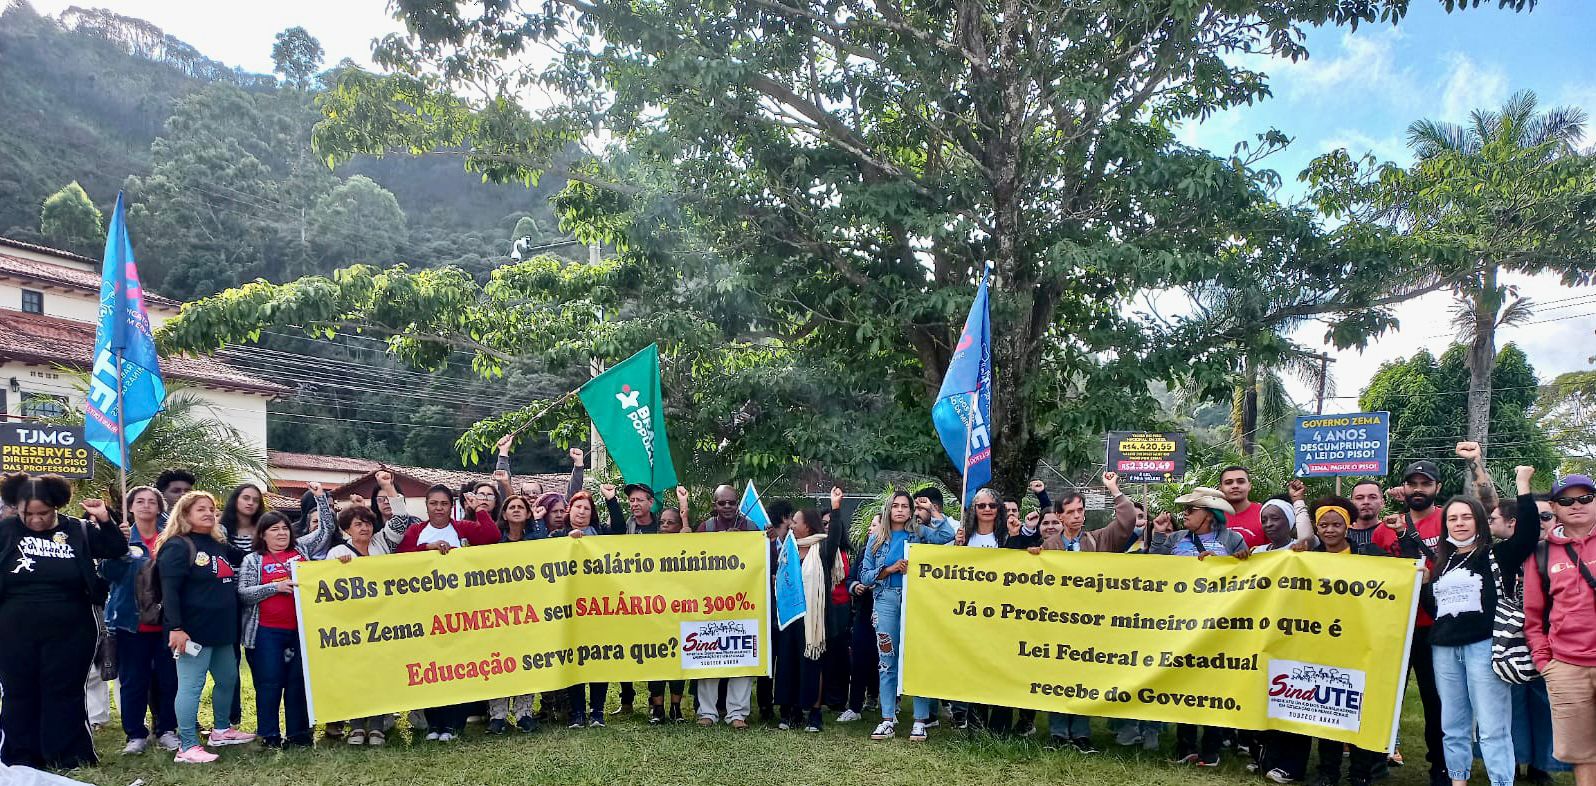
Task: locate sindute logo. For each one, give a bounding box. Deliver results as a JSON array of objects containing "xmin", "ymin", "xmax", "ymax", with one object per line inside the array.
[
  {"xmin": 1267, "ymin": 658, "xmax": 1366, "ymax": 732},
  {"xmin": 700, "ymin": 620, "xmax": 750, "ymax": 637},
  {"xmin": 680, "ymin": 618, "xmax": 760, "ymax": 669}
]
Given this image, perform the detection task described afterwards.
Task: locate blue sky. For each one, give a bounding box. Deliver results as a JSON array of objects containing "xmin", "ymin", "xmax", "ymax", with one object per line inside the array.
[
  {"xmin": 30, "ymin": 0, "xmax": 1596, "ymax": 413},
  {"xmin": 1181, "ymin": 2, "xmax": 1596, "ymax": 200}
]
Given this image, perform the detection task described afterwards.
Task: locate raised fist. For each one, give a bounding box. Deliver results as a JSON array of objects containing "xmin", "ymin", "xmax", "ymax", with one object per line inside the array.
[
  {"xmin": 1029, "ymin": 480, "xmax": 1046, "ymax": 494},
  {"xmin": 309, "ymin": 481, "xmax": 323, "ymax": 496},
  {"xmin": 569, "ymin": 447, "xmax": 585, "ymax": 465},
  {"xmin": 600, "ymin": 483, "xmax": 617, "ymax": 500},
  {"xmin": 1456, "ymin": 441, "xmax": 1481, "ymax": 462},
  {"xmin": 1287, "ymin": 479, "xmax": 1306, "ymax": 502},
  {"xmin": 497, "ymin": 434, "xmax": 515, "ymax": 455},
  {"xmin": 830, "ymin": 486, "xmax": 844, "ymax": 509}
]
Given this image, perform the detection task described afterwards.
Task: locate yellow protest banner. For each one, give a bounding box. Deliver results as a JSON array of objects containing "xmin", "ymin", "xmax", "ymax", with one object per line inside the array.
[
  {"xmin": 292, "ymin": 532, "xmax": 769, "ymax": 722},
  {"xmin": 900, "ymin": 545, "xmax": 1421, "ymax": 751}
]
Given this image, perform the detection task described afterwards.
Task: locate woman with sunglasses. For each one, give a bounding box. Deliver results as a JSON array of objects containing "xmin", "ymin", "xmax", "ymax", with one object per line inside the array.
[
  {"xmin": 1421, "ymin": 468, "xmax": 1540, "ymax": 786},
  {"xmin": 1489, "ymin": 497, "xmax": 1568, "ymax": 784},
  {"xmin": 860, "ymin": 490, "xmax": 955, "ymax": 743}
]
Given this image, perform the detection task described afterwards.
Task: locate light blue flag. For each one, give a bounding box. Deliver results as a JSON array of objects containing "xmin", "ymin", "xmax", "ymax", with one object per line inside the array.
[
  {"xmin": 775, "ymin": 530, "xmax": 806, "ymax": 630},
  {"xmin": 85, "ymin": 192, "xmax": 165, "ymax": 469},
  {"xmin": 930, "ymin": 270, "xmax": 992, "ymax": 507},
  {"xmin": 738, "ymin": 480, "xmax": 772, "ymax": 531}
]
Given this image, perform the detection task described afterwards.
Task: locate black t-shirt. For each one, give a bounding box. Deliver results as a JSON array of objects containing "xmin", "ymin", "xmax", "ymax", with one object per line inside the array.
[
  {"xmin": 158, "ymin": 534, "xmax": 244, "ymax": 647},
  {"xmin": 1346, "ymin": 524, "xmax": 1379, "ymax": 550},
  {"xmin": 5, "ymin": 525, "xmax": 84, "ymax": 604}
]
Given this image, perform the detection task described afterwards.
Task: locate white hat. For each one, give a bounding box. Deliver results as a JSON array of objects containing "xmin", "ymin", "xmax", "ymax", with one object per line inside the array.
[{"xmin": 1173, "ymin": 487, "xmax": 1236, "ymax": 515}]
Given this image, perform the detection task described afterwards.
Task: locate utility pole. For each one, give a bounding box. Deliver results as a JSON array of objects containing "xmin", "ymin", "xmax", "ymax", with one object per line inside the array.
[
  {"xmin": 588, "ymin": 240, "xmax": 608, "ymax": 475},
  {"xmin": 1315, "ymin": 353, "xmax": 1334, "ymax": 415}
]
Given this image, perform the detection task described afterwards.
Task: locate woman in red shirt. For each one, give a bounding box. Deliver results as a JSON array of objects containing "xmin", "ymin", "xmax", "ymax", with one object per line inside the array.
[{"xmin": 237, "ymin": 490, "xmax": 334, "ymax": 748}]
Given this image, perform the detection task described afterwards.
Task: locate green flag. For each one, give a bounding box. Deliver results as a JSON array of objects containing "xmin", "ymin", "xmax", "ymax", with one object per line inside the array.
[{"xmin": 577, "ymin": 343, "xmax": 678, "ymax": 492}]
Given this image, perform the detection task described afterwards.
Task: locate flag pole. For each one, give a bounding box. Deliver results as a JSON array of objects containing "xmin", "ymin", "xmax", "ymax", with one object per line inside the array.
[{"xmin": 114, "ymin": 351, "xmax": 129, "ymax": 509}]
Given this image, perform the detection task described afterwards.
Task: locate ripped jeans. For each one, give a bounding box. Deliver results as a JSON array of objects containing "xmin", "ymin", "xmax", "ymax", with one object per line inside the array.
[{"xmin": 873, "ymin": 588, "xmax": 933, "ymax": 722}]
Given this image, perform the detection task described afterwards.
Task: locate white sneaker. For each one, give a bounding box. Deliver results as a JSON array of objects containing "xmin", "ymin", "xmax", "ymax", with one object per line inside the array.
[
  {"xmin": 1266, "ymin": 768, "xmax": 1295, "ymax": 784},
  {"xmin": 121, "ymin": 737, "xmax": 149, "ymax": 755},
  {"xmin": 424, "ymin": 731, "xmax": 440, "ymax": 741},
  {"xmin": 922, "ymin": 719, "xmax": 939, "ymax": 729},
  {"xmin": 437, "ymin": 732, "xmax": 456, "ymax": 742},
  {"xmin": 837, "ymin": 710, "xmax": 862, "ymax": 723},
  {"xmin": 870, "ymin": 720, "xmax": 896, "ymax": 740},
  {"xmin": 156, "ymin": 731, "xmax": 182, "ymax": 751},
  {"xmin": 910, "ymin": 721, "xmax": 928, "ymax": 742}
]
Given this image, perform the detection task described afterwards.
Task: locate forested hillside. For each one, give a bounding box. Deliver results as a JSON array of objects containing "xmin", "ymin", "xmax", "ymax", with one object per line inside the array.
[
  {"xmin": 0, "ymin": 0, "xmax": 566, "ymax": 291},
  {"xmin": 0, "ymin": 0, "xmax": 578, "ymax": 468}
]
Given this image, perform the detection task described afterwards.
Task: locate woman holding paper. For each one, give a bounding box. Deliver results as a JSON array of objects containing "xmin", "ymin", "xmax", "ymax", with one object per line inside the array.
[
  {"xmin": 158, "ymin": 490, "xmax": 255, "ymax": 763},
  {"xmin": 1421, "ymin": 468, "xmax": 1540, "ymax": 786},
  {"xmin": 237, "ymin": 488, "xmax": 334, "ymax": 748}
]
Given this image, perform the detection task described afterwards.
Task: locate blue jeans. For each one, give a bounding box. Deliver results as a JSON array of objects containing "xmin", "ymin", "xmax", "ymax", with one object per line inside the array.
[
  {"xmin": 872, "ymin": 588, "xmax": 933, "ymax": 722},
  {"xmin": 1433, "ymin": 640, "xmax": 1514, "ymax": 786},
  {"xmin": 246, "ymin": 627, "xmax": 309, "ymax": 743},
  {"xmin": 174, "ymin": 642, "xmax": 240, "ymax": 749},
  {"xmin": 1049, "ymin": 713, "xmax": 1091, "ymax": 739},
  {"xmin": 1511, "ymin": 679, "xmax": 1571, "ymax": 772},
  {"xmin": 114, "ymin": 629, "xmax": 178, "ymax": 741}
]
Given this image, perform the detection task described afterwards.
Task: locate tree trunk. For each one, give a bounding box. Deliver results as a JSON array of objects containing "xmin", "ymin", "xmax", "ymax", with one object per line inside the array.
[
  {"xmin": 1235, "ymin": 356, "xmax": 1259, "ymax": 456},
  {"xmin": 1464, "ymin": 267, "xmax": 1500, "ymax": 495}
]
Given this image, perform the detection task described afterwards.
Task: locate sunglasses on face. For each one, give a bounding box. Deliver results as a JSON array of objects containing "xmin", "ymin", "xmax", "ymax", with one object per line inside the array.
[
  {"xmin": 1555, "ymin": 494, "xmax": 1596, "ymax": 507},
  {"xmin": 714, "ymin": 499, "xmax": 737, "ymax": 506},
  {"xmin": 1539, "ymin": 511, "xmax": 1556, "ymax": 522},
  {"xmin": 973, "ymin": 502, "xmax": 999, "ymax": 509}
]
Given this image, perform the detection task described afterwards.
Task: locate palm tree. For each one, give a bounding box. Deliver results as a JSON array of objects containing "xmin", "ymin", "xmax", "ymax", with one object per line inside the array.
[
  {"xmin": 44, "ymin": 377, "xmax": 268, "ymax": 508},
  {"xmin": 1403, "ymin": 91, "xmax": 1588, "ymax": 489},
  {"xmin": 1231, "ymin": 346, "xmax": 1333, "ymax": 455}
]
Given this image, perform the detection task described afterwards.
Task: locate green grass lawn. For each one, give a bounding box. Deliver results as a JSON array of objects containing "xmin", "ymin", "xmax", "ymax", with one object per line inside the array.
[{"xmin": 70, "ymin": 676, "xmax": 1573, "ymax": 786}]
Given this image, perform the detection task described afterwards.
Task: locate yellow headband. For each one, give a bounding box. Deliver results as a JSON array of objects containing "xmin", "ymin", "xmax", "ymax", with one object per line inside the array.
[{"xmin": 1314, "ymin": 505, "xmax": 1352, "ymax": 527}]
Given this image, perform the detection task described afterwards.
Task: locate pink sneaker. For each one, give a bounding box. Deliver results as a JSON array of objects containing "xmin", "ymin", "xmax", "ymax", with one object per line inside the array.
[
  {"xmin": 174, "ymin": 746, "xmax": 219, "ymax": 764},
  {"xmin": 207, "ymin": 727, "xmax": 256, "ymax": 746}
]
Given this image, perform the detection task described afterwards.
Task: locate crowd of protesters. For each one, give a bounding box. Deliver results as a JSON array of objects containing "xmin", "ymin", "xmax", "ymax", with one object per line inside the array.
[{"xmin": 2, "ymin": 437, "xmax": 1595, "ymax": 786}]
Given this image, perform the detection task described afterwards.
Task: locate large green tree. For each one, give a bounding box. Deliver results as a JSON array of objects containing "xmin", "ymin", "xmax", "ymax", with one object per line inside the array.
[
  {"xmin": 1308, "ymin": 91, "xmax": 1596, "ymax": 491},
  {"xmin": 167, "ymin": 1, "xmax": 1531, "ymax": 494},
  {"xmin": 308, "ymin": 174, "xmax": 408, "ymax": 264},
  {"xmin": 38, "ymin": 181, "xmax": 103, "ymax": 255},
  {"xmin": 1360, "ymin": 343, "xmax": 1557, "ymax": 493},
  {"xmin": 272, "ymin": 26, "xmax": 325, "ymax": 90}
]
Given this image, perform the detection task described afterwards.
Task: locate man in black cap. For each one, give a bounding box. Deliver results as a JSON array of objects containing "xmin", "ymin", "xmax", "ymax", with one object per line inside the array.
[{"xmin": 1373, "ymin": 458, "xmax": 1447, "ymax": 786}]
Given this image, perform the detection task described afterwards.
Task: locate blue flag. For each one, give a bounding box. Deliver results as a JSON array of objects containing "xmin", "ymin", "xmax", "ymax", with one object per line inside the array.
[
  {"xmin": 738, "ymin": 480, "xmax": 772, "ymax": 531},
  {"xmin": 931, "ymin": 271, "xmax": 992, "ymax": 508},
  {"xmin": 85, "ymin": 192, "xmax": 165, "ymax": 469},
  {"xmin": 775, "ymin": 530, "xmax": 806, "ymax": 630}
]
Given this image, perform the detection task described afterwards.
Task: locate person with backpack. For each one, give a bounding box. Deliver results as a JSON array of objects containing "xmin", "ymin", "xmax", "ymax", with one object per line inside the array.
[
  {"xmin": 159, "ymin": 490, "xmax": 255, "ymax": 764},
  {"xmin": 1421, "ymin": 470, "xmax": 1539, "ymax": 786},
  {"xmin": 101, "ymin": 485, "xmax": 181, "ymax": 755},
  {"xmin": 1523, "ymin": 471, "xmax": 1596, "ymax": 786},
  {"xmin": 0, "ymin": 473, "xmax": 127, "ymax": 770}
]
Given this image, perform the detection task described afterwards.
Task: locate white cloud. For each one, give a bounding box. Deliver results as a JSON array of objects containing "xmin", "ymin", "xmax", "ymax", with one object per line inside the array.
[
  {"xmin": 1318, "ymin": 129, "xmax": 1411, "ymax": 165},
  {"xmin": 1438, "ymin": 53, "xmax": 1509, "ymax": 124},
  {"xmin": 1261, "ymin": 27, "xmax": 1418, "ymax": 106}
]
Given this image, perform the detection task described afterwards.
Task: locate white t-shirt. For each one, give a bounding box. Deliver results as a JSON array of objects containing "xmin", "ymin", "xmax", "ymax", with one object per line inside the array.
[
  {"xmin": 415, "ymin": 523, "xmax": 461, "ymax": 548},
  {"xmin": 967, "ymin": 531, "xmax": 999, "ymax": 549}
]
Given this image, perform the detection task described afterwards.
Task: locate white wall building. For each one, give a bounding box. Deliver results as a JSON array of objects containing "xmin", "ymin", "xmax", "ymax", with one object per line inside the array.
[{"xmin": 0, "ymin": 237, "xmax": 286, "ymax": 463}]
